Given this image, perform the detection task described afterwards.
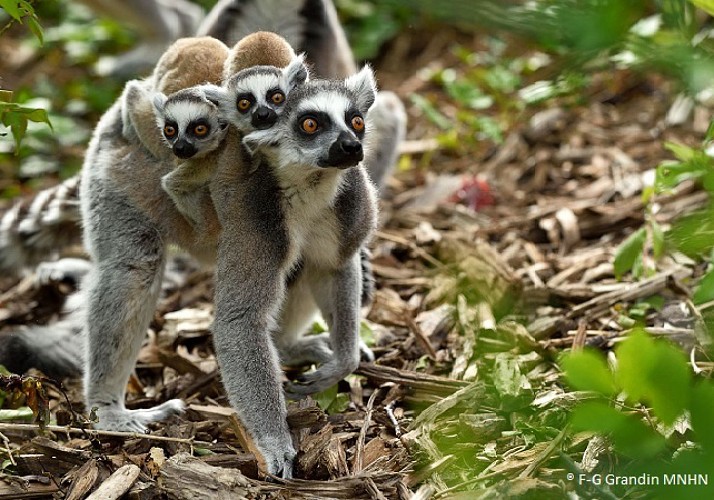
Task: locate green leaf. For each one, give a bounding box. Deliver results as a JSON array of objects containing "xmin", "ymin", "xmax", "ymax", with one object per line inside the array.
[
  {"xmin": 0, "ymin": 0, "xmax": 22, "ymax": 20},
  {"xmin": 613, "ymin": 227, "xmax": 646, "ymax": 279},
  {"xmin": 409, "ymin": 93, "xmax": 452, "ymax": 130},
  {"xmin": 651, "ymin": 219, "xmax": 665, "ymax": 259},
  {"xmin": 193, "ymin": 447, "xmax": 215, "ymax": 456},
  {"xmin": 690, "ymin": 0, "xmax": 714, "ymax": 17},
  {"xmin": 493, "ymin": 353, "xmax": 532, "ymax": 407},
  {"xmin": 694, "ymin": 267, "xmax": 714, "ymax": 305},
  {"xmin": 667, "ymin": 206, "xmax": 714, "ymax": 257},
  {"xmin": 2, "ymin": 111, "xmax": 28, "ymax": 151},
  {"xmin": 689, "ymin": 382, "xmax": 714, "ymax": 451},
  {"xmin": 560, "ymin": 349, "xmax": 617, "ymax": 397},
  {"xmin": 706, "ymin": 117, "xmax": 714, "ymax": 142},
  {"xmin": 0, "ymin": 90, "xmax": 12, "ymax": 103},
  {"xmin": 360, "ymin": 321, "xmax": 375, "ymax": 347},
  {"xmin": 665, "ymin": 141, "xmax": 698, "ymax": 162},
  {"xmin": 25, "ymin": 107, "xmax": 51, "ymax": 127},
  {"xmin": 616, "ymin": 329, "xmax": 691, "ymax": 425},
  {"xmin": 25, "ymin": 15, "xmax": 44, "ymax": 45},
  {"xmin": 313, "ymin": 383, "xmax": 338, "ymax": 412},
  {"xmin": 0, "ymin": 407, "xmax": 34, "ymax": 422},
  {"xmin": 571, "ymin": 401, "xmax": 666, "ymax": 458}
]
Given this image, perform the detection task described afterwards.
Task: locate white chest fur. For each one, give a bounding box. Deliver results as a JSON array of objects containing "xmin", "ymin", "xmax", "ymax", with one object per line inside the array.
[{"xmin": 277, "ymin": 166, "xmax": 345, "ymax": 271}]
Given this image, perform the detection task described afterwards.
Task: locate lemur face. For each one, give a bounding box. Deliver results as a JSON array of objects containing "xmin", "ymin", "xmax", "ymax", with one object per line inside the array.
[
  {"xmin": 224, "ymin": 55, "xmax": 308, "ymax": 133},
  {"xmin": 153, "ymin": 85, "xmax": 230, "ymax": 160},
  {"xmin": 243, "ymin": 65, "xmax": 377, "ymax": 170}
]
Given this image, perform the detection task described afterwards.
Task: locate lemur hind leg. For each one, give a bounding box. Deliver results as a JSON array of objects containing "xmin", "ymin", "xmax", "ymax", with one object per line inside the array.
[
  {"xmin": 82, "ymin": 188, "xmax": 183, "ymax": 432},
  {"xmin": 274, "ymin": 273, "xmax": 333, "ymax": 367},
  {"xmin": 285, "ymin": 253, "xmax": 363, "ymax": 397}
]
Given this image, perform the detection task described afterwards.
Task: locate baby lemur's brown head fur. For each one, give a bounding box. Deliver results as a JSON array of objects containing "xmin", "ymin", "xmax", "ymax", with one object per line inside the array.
[
  {"xmin": 223, "ymin": 31, "xmax": 297, "ymax": 80},
  {"xmin": 153, "ymin": 37, "xmax": 230, "ymax": 95}
]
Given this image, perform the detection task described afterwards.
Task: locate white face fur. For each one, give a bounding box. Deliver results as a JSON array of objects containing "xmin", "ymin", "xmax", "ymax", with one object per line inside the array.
[
  {"xmin": 153, "ymin": 84, "xmax": 230, "ymax": 160},
  {"xmin": 223, "ymin": 55, "xmax": 309, "ymax": 133},
  {"xmin": 243, "ymin": 65, "xmax": 377, "ymax": 171}
]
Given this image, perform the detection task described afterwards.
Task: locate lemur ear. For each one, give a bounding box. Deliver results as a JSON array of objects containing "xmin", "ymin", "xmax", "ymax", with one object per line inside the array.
[
  {"xmin": 152, "ymin": 92, "xmax": 168, "ymax": 112},
  {"xmin": 284, "ymin": 53, "xmax": 309, "ymax": 91},
  {"xmin": 242, "ymin": 128, "xmax": 276, "ymax": 156},
  {"xmin": 345, "ymin": 65, "xmax": 377, "ymax": 113},
  {"xmin": 201, "ymin": 84, "xmax": 229, "ymax": 109}
]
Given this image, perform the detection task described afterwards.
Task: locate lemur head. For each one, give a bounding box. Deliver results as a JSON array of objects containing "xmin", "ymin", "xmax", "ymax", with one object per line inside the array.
[
  {"xmin": 243, "ymin": 65, "xmax": 377, "ymax": 170},
  {"xmin": 152, "ymin": 84, "xmax": 230, "ymax": 160},
  {"xmin": 223, "ymin": 55, "xmax": 309, "ymax": 132}
]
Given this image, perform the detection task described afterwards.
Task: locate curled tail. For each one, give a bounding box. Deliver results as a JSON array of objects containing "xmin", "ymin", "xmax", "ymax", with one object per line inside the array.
[
  {"xmin": 0, "ymin": 176, "xmax": 83, "ymax": 274},
  {"xmin": 0, "ymin": 292, "xmax": 84, "ymax": 379}
]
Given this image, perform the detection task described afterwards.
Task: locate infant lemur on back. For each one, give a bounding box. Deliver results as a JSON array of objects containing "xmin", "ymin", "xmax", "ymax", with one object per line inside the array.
[{"xmin": 122, "ymin": 32, "xmax": 305, "ymax": 228}]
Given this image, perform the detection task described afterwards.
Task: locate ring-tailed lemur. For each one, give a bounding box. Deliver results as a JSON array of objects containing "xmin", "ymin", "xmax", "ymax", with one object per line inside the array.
[{"xmin": 204, "ymin": 66, "xmax": 379, "ymax": 476}]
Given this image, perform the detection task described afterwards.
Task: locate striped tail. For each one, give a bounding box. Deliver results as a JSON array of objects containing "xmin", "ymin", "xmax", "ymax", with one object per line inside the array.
[{"xmin": 0, "ymin": 176, "xmax": 83, "ymax": 274}]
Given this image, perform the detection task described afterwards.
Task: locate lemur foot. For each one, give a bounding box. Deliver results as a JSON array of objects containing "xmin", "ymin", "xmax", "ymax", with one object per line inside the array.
[
  {"xmin": 359, "ymin": 340, "xmax": 375, "ymax": 362},
  {"xmin": 36, "ymin": 258, "xmax": 92, "ymax": 285},
  {"xmin": 281, "ymin": 335, "xmax": 373, "ymax": 367},
  {"xmin": 255, "ymin": 435, "xmax": 296, "ymax": 479},
  {"xmin": 284, "ymin": 357, "xmax": 359, "ymax": 398},
  {"xmin": 92, "ymin": 399, "xmax": 185, "ymax": 432}
]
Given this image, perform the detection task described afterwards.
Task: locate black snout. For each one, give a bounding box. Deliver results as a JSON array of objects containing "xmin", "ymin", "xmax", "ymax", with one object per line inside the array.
[
  {"xmin": 251, "ymin": 106, "xmax": 278, "ymax": 129},
  {"xmin": 326, "ymin": 132, "xmax": 363, "ymax": 168},
  {"xmin": 173, "ymin": 140, "xmax": 197, "ymax": 159}
]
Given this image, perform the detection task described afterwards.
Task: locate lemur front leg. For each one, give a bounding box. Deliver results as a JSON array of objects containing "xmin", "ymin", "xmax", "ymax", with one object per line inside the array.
[
  {"xmin": 83, "ymin": 189, "xmax": 183, "ymax": 432},
  {"xmin": 212, "ymin": 229, "xmax": 296, "ymax": 479},
  {"xmin": 285, "ymin": 252, "xmax": 363, "ymax": 397}
]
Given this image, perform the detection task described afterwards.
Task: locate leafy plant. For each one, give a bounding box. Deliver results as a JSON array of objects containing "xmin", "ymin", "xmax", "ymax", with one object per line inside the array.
[
  {"xmin": 0, "ymin": 0, "xmax": 43, "ymax": 43},
  {"xmin": 0, "ymin": 90, "xmax": 52, "ymax": 151},
  {"xmin": 561, "ymin": 329, "xmax": 714, "ymax": 497},
  {"xmin": 1, "ymin": 1, "xmax": 52, "ymax": 150}
]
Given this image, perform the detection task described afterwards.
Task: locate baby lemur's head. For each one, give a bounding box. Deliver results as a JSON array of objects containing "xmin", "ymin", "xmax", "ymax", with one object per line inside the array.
[
  {"xmin": 223, "ymin": 55, "xmax": 309, "ymax": 132},
  {"xmin": 152, "ymin": 84, "xmax": 230, "ymax": 160},
  {"xmin": 243, "ymin": 65, "xmax": 377, "ymax": 170}
]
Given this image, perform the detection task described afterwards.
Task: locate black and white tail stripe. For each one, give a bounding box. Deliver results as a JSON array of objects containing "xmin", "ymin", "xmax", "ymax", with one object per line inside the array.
[{"xmin": 0, "ymin": 176, "xmax": 82, "ymax": 273}]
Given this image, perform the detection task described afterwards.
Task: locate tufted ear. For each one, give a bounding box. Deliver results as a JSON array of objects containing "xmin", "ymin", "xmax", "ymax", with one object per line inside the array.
[
  {"xmin": 345, "ymin": 65, "xmax": 377, "ymax": 113},
  {"xmin": 201, "ymin": 84, "xmax": 230, "ymax": 110},
  {"xmin": 283, "ymin": 53, "xmax": 309, "ymax": 91},
  {"xmin": 152, "ymin": 92, "xmax": 168, "ymax": 113}
]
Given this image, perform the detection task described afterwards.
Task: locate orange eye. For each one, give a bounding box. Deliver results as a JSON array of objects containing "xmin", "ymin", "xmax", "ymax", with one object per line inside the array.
[
  {"xmin": 237, "ymin": 99, "xmax": 252, "ymax": 112},
  {"xmin": 163, "ymin": 125, "xmax": 176, "ymax": 137},
  {"xmin": 271, "ymin": 91, "xmax": 285, "ymax": 104},
  {"xmin": 351, "ymin": 116, "xmax": 364, "ymax": 132},
  {"xmin": 301, "ymin": 117, "xmax": 318, "ymax": 134},
  {"xmin": 194, "ymin": 124, "xmax": 209, "ymax": 136}
]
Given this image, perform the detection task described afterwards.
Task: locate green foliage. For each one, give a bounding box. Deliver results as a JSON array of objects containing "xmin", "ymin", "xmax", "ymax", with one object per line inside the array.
[
  {"xmin": 560, "ymin": 349, "xmax": 617, "ymax": 397},
  {"xmin": 0, "ymin": 2, "xmax": 52, "ymax": 151},
  {"xmin": 0, "ymin": 90, "xmax": 52, "ymax": 152},
  {"xmin": 693, "ymin": 266, "xmax": 714, "ymax": 304},
  {"xmin": 0, "ymin": 0, "xmax": 44, "ymax": 44},
  {"xmin": 561, "ymin": 329, "xmax": 714, "ymax": 497},
  {"xmin": 335, "ymin": 0, "xmax": 414, "ymax": 60},
  {"xmin": 313, "ymin": 383, "xmax": 351, "ymax": 415},
  {"xmin": 613, "ymin": 227, "xmax": 647, "ymax": 280}
]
